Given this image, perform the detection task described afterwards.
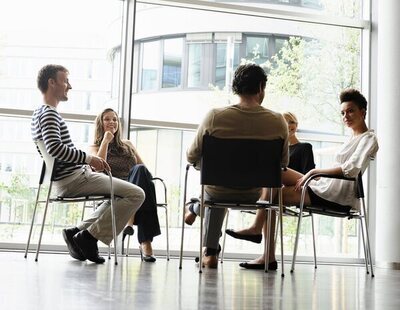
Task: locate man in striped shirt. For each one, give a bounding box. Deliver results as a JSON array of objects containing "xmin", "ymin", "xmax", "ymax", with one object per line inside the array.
[{"xmin": 31, "ymin": 64, "xmax": 145, "ymax": 264}]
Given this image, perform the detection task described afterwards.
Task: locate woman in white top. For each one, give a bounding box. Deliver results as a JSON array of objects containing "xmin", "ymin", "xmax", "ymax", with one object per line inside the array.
[{"xmin": 226, "ymin": 88, "xmax": 379, "ymax": 269}]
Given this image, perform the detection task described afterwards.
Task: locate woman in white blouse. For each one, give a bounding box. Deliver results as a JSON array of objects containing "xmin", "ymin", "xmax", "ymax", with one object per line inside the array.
[{"xmin": 226, "ymin": 88, "xmax": 379, "ymax": 269}]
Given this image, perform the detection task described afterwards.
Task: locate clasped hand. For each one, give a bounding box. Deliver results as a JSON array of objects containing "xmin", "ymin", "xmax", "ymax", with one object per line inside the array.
[
  {"xmin": 294, "ymin": 169, "xmax": 319, "ymax": 191},
  {"xmin": 90, "ymin": 156, "xmax": 111, "ymax": 172}
]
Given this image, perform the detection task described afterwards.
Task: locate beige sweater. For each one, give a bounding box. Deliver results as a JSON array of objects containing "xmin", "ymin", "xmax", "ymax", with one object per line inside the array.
[{"xmin": 187, "ymin": 104, "xmax": 289, "ymax": 200}]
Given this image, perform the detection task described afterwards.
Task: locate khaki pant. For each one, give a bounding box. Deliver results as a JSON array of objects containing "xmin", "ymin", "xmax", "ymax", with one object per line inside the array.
[{"xmin": 54, "ymin": 166, "xmax": 145, "ymax": 244}]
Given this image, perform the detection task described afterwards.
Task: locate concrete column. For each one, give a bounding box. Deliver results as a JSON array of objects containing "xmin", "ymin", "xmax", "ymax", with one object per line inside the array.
[{"xmin": 375, "ymin": 0, "xmax": 400, "ymax": 269}]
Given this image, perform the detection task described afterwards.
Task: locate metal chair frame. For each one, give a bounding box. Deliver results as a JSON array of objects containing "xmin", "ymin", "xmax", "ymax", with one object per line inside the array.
[
  {"xmin": 24, "ymin": 141, "xmax": 118, "ymax": 265},
  {"xmin": 219, "ymin": 207, "xmax": 313, "ymax": 264},
  {"xmin": 124, "ymin": 177, "xmax": 170, "ymax": 260},
  {"xmin": 290, "ymin": 173, "xmax": 374, "ymax": 277},
  {"xmin": 179, "ymin": 135, "xmax": 286, "ymax": 275}
]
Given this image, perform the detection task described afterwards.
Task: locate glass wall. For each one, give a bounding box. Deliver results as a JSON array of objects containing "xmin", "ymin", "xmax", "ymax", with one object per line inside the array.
[
  {"xmin": 128, "ymin": 0, "xmax": 367, "ymax": 260},
  {"xmin": 0, "ymin": 0, "xmax": 123, "ymax": 247},
  {"xmin": 0, "ymin": 117, "xmax": 94, "ymax": 245},
  {"xmin": 0, "ymin": 0, "xmax": 370, "ymax": 262},
  {"xmin": 0, "ymin": 0, "xmax": 122, "ymax": 115},
  {"xmin": 131, "ymin": 3, "xmax": 362, "ymax": 136}
]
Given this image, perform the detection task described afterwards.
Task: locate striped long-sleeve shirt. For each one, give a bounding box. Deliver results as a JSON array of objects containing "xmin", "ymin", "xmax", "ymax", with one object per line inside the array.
[{"xmin": 31, "ymin": 104, "xmax": 90, "ymax": 181}]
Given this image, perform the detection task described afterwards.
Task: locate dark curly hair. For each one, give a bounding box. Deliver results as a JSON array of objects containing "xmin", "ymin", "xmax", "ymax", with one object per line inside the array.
[
  {"xmin": 339, "ymin": 88, "xmax": 367, "ymax": 111},
  {"xmin": 232, "ymin": 64, "xmax": 268, "ymax": 96},
  {"xmin": 37, "ymin": 64, "xmax": 68, "ymax": 94}
]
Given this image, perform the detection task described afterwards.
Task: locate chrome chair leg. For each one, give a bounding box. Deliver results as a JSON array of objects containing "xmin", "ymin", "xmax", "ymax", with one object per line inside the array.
[
  {"xmin": 179, "ymin": 165, "xmax": 190, "ymax": 269},
  {"xmin": 311, "ymin": 213, "xmax": 317, "ymax": 269},
  {"xmin": 165, "ymin": 206, "xmax": 170, "ymax": 261},
  {"xmin": 159, "ymin": 205, "xmax": 170, "ymax": 260},
  {"xmin": 35, "ymin": 183, "xmax": 53, "ymax": 262},
  {"xmin": 359, "ymin": 218, "xmax": 370, "ymax": 274},
  {"xmin": 363, "ymin": 217, "xmax": 374, "ymax": 277},
  {"xmin": 24, "ymin": 184, "xmax": 42, "ymax": 258},
  {"xmin": 264, "ymin": 209, "xmax": 272, "ymax": 273},
  {"xmin": 198, "ymin": 187, "xmax": 205, "ymax": 274},
  {"xmin": 278, "ymin": 189, "xmax": 284, "ymax": 277},
  {"xmin": 291, "ymin": 204, "xmax": 304, "ymax": 273},
  {"xmin": 126, "ymin": 235, "xmax": 131, "ymax": 257},
  {"xmin": 361, "ymin": 197, "xmax": 374, "ymax": 276},
  {"xmin": 108, "ymin": 173, "xmax": 118, "ymax": 265},
  {"xmin": 220, "ymin": 209, "xmax": 229, "ymax": 263},
  {"xmin": 274, "ymin": 210, "xmax": 280, "ymax": 248}
]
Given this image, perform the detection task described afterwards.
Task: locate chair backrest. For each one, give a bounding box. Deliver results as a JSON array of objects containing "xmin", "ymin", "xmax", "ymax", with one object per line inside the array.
[
  {"xmin": 200, "ymin": 135, "xmax": 284, "ymax": 188},
  {"xmin": 356, "ymin": 172, "xmax": 364, "ymax": 199},
  {"xmin": 35, "ymin": 140, "xmax": 57, "ymax": 184}
]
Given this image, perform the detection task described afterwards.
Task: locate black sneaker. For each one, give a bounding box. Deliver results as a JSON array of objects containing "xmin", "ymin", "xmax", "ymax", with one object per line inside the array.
[
  {"xmin": 62, "ymin": 227, "xmax": 86, "ymax": 261},
  {"xmin": 73, "ymin": 230, "xmax": 105, "ymax": 264}
]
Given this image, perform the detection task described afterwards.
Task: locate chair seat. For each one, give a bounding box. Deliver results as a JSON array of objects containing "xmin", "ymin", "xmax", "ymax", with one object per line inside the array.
[
  {"xmin": 303, "ymin": 204, "xmax": 354, "ymax": 217},
  {"xmin": 52, "ymin": 195, "xmax": 111, "ymax": 202},
  {"xmin": 205, "ymin": 199, "xmax": 278, "ymax": 210}
]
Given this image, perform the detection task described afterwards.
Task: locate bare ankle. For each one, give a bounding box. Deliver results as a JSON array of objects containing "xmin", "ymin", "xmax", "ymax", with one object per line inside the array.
[
  {"xmin": 141, "ymin": 241, "xmax": 153, "ymax": 254},
  {"xmin": 249, "ymin": 225, "xmax": 262, "ymax": 234}
]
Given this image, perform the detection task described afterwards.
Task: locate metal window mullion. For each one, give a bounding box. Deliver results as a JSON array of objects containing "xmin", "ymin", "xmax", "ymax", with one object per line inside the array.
[
  {"xmin": 119, "ymin": 0, "xmax": 137, "ymax": 140},
  {"xmin": 137, "ymin": 0, "xmax": 369, "ymax": 30}
]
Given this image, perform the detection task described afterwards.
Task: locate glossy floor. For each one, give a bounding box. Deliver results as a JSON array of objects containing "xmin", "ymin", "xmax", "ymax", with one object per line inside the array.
[{"xmin": 1, "ymin": 251, "xmax": 399, "ymax": 310}]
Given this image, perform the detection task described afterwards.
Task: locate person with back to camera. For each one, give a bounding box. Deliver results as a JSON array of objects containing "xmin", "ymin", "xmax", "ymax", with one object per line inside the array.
[
  {"xmin": 225, "ymin": 111, "xmax": 316, "ymax": 245},
  {"xmin": 31, "ymin": 64, "xmax": 145, "ymax": 264},
  {"xmin": 184, "ymin": 63, "xmax": 289, "ymax": 269},
  {"xmin": 89, "ymin": 108, "xmax": 161, "ymax": 262},
  {"xmin": 225, "ymin": 89, "xmax": 379, "ymax": 269}
]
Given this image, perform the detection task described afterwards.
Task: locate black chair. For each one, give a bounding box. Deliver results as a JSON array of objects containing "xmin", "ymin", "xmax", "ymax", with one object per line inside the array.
[
  {"xmin": 179, "ymin": 135, "xmax": 286, "ymax": 275},
  {"xmin": 290, "ymin": 173, "xmax": 374, "ymax": 276},
  {"xmin": 24, "ymin": 140, "xmax": 118, "ymax": 264}
]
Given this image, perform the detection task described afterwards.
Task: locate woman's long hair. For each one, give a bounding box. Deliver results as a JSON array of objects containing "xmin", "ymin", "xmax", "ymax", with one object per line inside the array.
[{"xmin": 93, "ymin": 108, "xmax": 135, "ymax": 157}]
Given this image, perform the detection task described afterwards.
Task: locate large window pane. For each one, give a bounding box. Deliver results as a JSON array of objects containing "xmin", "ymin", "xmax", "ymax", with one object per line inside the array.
[
  {"xmin": 0, "ymin": 117, "xmax": 93, "ymax": 245},
  {"xmin": 0, "ymin": 0, "xmax": 122, "ymax": 115},
  {"xmin": 162, "ymin": 38, "xmax": 183, "ymax": 88},
  {"xmin": 246, "ymin": 36, "xmax": 270, "ymax": 65},
  {"xmin": 132, "ymin": 4, "xmax": 361, "ymax": 135},
  {"xmin": 141, "ymin": 41, "xmax": 160, "ymax": 91},
  {"xmin": 215, "ymin": 43, "xmax": 240, "ymax": 89},
  {"xmin": 0, "ymin": 0, "xmax": 123, "ymax": 247},
  {"xmin": 187, "ymin": 44, "xmax": 203, "ymax": 88}
]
